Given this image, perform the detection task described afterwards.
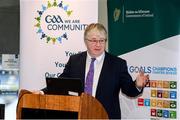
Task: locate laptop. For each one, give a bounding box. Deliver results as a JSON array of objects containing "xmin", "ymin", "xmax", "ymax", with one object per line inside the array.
[
  {"xmin": 46, "ymin": 77, "xmax": 83, "ymax": 96},
  {"xmin": 0, "ymin": 104, "xmax": 5, "ymax": 119}
]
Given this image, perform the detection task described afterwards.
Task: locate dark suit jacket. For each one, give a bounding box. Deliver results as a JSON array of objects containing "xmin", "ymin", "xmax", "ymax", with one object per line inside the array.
[{"xmin": 43, "ymin": 51, "xmax": 142, "ymax": 119}]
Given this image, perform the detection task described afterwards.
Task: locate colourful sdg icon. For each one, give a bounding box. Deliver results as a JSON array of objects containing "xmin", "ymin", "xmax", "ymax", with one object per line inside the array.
[
  {"xmin": 144, "ymin": 99, "xmax": 150, "ymax": 106},
  {"xmin": 157, "ymin": 100, "xmax": 163, "ymax": 108},
  {"xmin": 157, "ymin": 90, "xmax": 162, "ymax": 98},
  {"xmin": 137, "ymin": 98, "xmax": 144, "ymax": 106},
  {"xmin": 162, "ymin": 110, "xmax": 169, "ymax": 118},
  {"xmin": 170, "ymin": 81, "xmax": 177, "ymax": 89},
  {"xmin": 151, "ymin": 90, "xmax": 157, "ymax": 97},
  {"xmin": 162, "ymin": 90, "xmax": 169, "ymax": 98},
  {"xmin": 170, "ymin": 91, "xmax": 177, "ymax": 99},
  {"xmin": 156, "ymin": 80, "xmax": 163, "ymax": 88},
  {"xmin": 170, "ymin": 101, "xmax": 176, "ymax": 109},
  {"xmin": 163, "ymin": 81, "xmax": 170, "ymax": 89},
  {"xmin": 157, "ymin": 109, "xmax": 162, "ymax": 117},
  {"xmin": 163, "ymin": 100, "xmax": 170, "ymax": 108},
  {"xmin": 150, "ymin": 80, "xmax": 157, "ymax": 88},
  {"xmin": 170, "ymin": 111, "xmax": 176, "ymax": 119},
  {"xmin": 151, "ymin": 99, "xmax": 157, "ymax": 107},
  {"xmin": 151, "ymin": 109, "xmax": 156, "ymax": 117}
]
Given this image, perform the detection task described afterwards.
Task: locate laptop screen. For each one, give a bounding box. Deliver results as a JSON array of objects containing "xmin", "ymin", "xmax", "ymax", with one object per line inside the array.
[{"xmin": 46, "ymin": 77, "xmax": 83, "ymax": 96}]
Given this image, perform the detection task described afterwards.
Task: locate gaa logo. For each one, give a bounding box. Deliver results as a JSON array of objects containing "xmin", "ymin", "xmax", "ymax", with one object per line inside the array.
[{"xmin": 34, "ymin": 0, "xmax": 73, "ymax": 44}]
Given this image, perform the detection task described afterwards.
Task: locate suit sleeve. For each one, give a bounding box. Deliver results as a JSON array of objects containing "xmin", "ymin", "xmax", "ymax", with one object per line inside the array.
[
  {"xmin": 120, "ymin": 60, "xmax": 143, "ymax": 97},
  {"xmin": 59, "ymin": 56, "xmax": 72, "ymax": 77},
  {"xmin": 41, "ymin": 56, "xmax": 72, "ymax": 93}
]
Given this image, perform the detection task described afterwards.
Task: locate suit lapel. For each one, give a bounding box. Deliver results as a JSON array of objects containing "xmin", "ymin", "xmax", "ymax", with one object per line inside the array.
[
  {"xmin": 95, "ymin": 52, "xmax": 110, "ymax": 97},
  {"xmin": 79, "ymin": 52, "xmax": 87, "ymax": 88}
]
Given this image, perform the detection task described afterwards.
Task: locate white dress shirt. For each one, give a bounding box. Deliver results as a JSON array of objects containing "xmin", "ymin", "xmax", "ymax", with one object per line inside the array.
[{"xmin": 85, "ymin": 52, "xmax": 105, "ymax": 97}]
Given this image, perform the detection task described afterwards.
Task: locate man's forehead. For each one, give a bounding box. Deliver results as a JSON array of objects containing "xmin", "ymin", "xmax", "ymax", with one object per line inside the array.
[{"xmin": 87, "ymin": 29, "xmax": 105, "ymax": 38}]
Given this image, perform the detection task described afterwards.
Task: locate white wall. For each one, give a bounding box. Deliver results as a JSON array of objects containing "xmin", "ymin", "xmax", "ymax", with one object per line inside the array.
[
  {"xmin": 98, "ymin": 0, "xmax": 107, "ymax": 29},
  {"xmin": 98, "ymin": 0, "xmax": 108, "ymax": 50}
]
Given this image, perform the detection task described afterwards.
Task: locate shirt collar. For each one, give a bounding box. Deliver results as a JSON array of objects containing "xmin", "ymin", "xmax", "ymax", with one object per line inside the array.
[{"xmin": 87, "ymin": 51, "xmax": 105, "ymax": 63}]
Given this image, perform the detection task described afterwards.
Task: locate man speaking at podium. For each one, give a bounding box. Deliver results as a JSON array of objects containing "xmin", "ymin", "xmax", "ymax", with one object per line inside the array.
[{"xmin": 35, "ymin": 23, "xmax": 149, "ymax": 119}]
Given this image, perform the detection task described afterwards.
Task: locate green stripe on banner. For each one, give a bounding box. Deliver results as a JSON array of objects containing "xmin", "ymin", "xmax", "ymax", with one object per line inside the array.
[{"xmin": 108, "ymin": 0, "xmax": 180, "ymax": 56}]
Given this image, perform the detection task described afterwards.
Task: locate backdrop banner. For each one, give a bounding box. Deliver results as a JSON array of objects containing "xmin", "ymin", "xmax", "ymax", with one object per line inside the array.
[
  {"xmin": 20, "ymin": 0, "xmax": 98, "ymax": 90},
  {"xmin": 108, "ymin": 0, "xmax": 180, "ymax": 119}
]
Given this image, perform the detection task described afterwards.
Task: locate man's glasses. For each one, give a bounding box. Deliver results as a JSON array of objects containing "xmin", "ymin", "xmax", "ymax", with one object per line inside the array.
[{"xmin": 86, "ymin": 39, "xmax": 106, "ymax": 44}]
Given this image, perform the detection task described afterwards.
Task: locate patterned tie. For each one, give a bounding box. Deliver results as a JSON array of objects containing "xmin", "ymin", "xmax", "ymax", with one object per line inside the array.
[{"xmin": 84, "ymin": 58, "xmax": 96, "ymax": 95}]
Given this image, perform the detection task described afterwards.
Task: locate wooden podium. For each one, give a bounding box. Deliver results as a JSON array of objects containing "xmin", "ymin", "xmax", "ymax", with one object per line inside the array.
[{"xmin": 16, "ymin": 89, "xmax": 108, "ymax": 119}]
